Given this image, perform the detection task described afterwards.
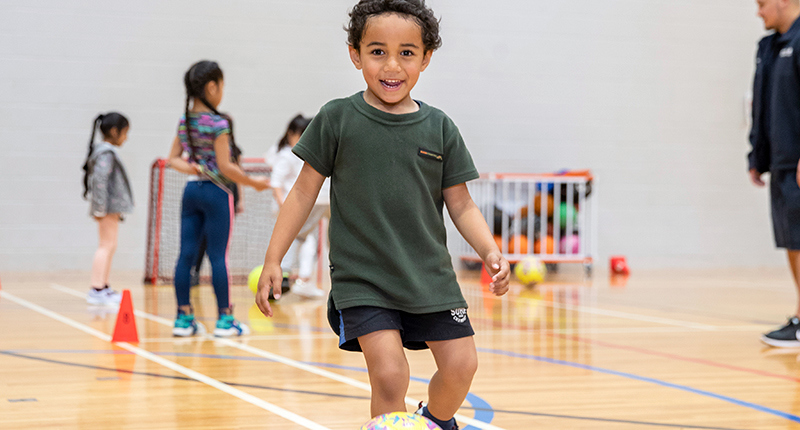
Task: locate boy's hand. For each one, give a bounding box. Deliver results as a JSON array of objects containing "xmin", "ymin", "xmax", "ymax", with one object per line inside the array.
[
  {"xmin": 255, "ymin": 263, "xmax": 283, "ymax": 317},
  {"xmin": 485, "ymin": 252, "xmax": 510, "ymax": 296}
]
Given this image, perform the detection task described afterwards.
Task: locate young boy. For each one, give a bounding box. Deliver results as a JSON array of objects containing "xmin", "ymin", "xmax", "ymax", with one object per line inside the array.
[{"xmin": 255, "ymin": 1, "xmax": 510, "ymax": 428}]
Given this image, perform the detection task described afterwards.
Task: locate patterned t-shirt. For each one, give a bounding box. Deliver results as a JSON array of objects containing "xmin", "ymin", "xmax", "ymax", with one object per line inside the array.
[{"xmin": 178, "ymin": 112, "xmax": 233, "ymax": 186}]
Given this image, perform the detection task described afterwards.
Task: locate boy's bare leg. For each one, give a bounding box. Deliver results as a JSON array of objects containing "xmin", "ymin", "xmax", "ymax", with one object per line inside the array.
[
  {"xmin": 359, "ymin": 330, "xmax": 410, "ymax": 417},
  {"xmin": 788, "ymin": 251, "xmax": 800, "ymax": 316},
  {"xmin": 426, "ymin": 336, "xmax": 479, "ymax": 422}
]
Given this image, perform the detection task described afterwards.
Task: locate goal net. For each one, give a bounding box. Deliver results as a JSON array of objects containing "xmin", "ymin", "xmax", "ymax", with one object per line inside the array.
[{"xmin": 144, "ymin": 158, "xmax": 277, "ymax": 285}]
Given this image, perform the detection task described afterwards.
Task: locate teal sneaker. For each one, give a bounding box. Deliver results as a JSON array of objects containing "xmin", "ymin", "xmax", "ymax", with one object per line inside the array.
[
  {"xmin": 172, "ymin": 313, "xmax": 205, "ymax": 337},
  {"xmin": 214, "ymin": 314, "xmax": 250, "ymax": 337}
]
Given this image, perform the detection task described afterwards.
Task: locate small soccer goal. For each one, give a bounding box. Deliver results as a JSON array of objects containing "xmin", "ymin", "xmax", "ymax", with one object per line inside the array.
[{"xmin": 143, "ymin": 158, "xmax": 277, "ymax": 285}]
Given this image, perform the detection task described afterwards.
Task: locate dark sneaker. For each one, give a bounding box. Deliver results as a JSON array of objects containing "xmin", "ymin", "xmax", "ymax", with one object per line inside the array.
[
  {"xmin": 415, "ymin": 401, "xmax": 458, "ymax": 430},
  {"xmin": 268, "ymin": 275, "xmax": 292, "ymax": 301},
  {"xmin": 761, "ymin": 317, "xmax": 800, "ymax": 347},
  {"xmin": 281, "ymin": 274, "xmax": 291, "ymax": 294}
]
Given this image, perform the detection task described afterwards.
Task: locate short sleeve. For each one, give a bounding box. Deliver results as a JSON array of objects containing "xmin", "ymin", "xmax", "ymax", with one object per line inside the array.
[
  {"xmin": 292, "ymin": 106, "xmax": 337, "ymax": 177},
  {"xmin": 441, "ymin": 122, "xmax": 479, "ymax": 189},
  {"xmin": 214, "ymin": 117, "xmax": 230, "ymax": 138}
]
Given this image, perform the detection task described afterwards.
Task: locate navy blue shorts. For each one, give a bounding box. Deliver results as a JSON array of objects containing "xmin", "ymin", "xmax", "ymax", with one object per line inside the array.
[
  {"xmin": 771, "ymin": 169, "xmax": 800, "ymax": 250},
  {"xmin": 327, "ymin": 297, "xmax": 474, "ymax": 352}
]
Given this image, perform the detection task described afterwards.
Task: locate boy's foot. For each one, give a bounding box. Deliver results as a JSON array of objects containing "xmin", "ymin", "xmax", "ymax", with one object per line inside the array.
[
  {"xmin": 173, "ymin": 313, "xmax": 206, "ymax": 337},
  {"xmin": 291, "ymin": 279, "xmax": 325, "ymax": 299},
  {"xmin": 416, "ymin": 402, "xmax": 459, "ymax": 430},
  {"xmin": 214, "ymin": 314, "xmax": 250, "ymax": 337},
  {"xmin": 761, "ymin": 317, "xmax": 800, "ymax": 347},
  {"xmin": 86, "ymin": 287, "xmax": 122, "ymax": 306}
]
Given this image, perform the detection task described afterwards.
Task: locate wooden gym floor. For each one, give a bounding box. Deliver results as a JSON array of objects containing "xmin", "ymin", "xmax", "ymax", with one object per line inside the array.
[{"xmin": 2, "ymin": 267, "xmax": 800, "ymax": 429}]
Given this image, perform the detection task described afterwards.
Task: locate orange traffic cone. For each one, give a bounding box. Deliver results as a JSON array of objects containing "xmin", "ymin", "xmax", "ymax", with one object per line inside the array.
[{"xmin": 111, "ymin": 290, "xmax": 139, "ymax": 343}]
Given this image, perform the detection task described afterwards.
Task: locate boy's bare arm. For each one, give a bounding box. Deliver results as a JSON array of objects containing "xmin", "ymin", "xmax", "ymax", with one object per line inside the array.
[
  {"xmin": 443, "ymin": 184, "xmax": 510, "ymax": 295},
  {"xmin": 257, "ymin": 163, "xmax": 325, "ymax": 316}
]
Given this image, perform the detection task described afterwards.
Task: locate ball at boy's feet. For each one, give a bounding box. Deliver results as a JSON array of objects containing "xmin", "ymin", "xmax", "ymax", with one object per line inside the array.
[{"xmin": 361, "ymin": 412, "xmax": 440, "ymax": 430}]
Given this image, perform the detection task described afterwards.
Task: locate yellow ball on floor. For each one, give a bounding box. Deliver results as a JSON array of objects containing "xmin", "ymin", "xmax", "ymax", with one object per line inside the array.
[
  {"xmin": 514, "ymin": 256, "xmax": 546, "ymax": 285},
  {"xmin": 360, "ymin": 412, "xmax": 441, "ymax": 430},
  {"xmin": 247, "ymin": 265, "xmax": 263, "ymax": 295}
]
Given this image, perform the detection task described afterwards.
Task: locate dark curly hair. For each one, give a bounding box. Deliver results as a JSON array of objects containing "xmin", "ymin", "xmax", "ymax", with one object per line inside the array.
[{"xmin": 346, "ymin": 0, "xmax": 442, "ymax": 53}]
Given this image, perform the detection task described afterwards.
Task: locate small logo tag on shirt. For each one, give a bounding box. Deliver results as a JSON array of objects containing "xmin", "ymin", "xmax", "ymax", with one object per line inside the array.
[
  {"xmin": 780, "ymin": 47, "xmax": 794, "ymax": 58},
  {"xmin": 451, "ymin": 308, "xmax": 467, "ymax": 323},
  {"xmin": 418, "ymin": 148, "xmax": 443, "ymax": 162}
]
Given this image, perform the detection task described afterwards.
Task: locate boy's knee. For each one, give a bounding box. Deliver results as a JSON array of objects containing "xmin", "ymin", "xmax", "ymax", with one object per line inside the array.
[
  {"xmin": 442, "ymin": 351, "xmax": 478, "ymax": 382},
  {"xmin": 460, "ymin": 352, "xmax": 479, "ymax": 378},
  {"xmin": 372, "ymin": 361, "xmax": 409, "ymax": 385}
]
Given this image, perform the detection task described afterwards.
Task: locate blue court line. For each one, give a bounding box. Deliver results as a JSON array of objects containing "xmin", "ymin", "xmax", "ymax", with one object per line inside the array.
[
  {"xmin": 18, "ymin": 347, "xmax": 791, "ymax": 426},
  {"xmin": 1, "ymin": 348, "xmax": 753, "ymax": 428},
  {"xmin": 477, "ymin": 347, "xmax": 800, "ymax": 423},
  {"xmin": 1, "ymin": 350, "xmax": 492, "ymax": 429},
  {"xmin": 304, "ymin": 362, "xmax": 494, "ymax": 429}
]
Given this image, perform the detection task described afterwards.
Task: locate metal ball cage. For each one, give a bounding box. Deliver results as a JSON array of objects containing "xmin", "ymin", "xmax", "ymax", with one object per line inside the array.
[{"xmin": 449, "ymin": 171, "xmax": 596, "ymax": 276}]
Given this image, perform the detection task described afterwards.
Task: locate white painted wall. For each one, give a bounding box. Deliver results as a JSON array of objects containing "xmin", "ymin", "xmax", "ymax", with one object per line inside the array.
[{"xmin": 0, "ymin": 0, "xmax": 780, "ymax": 272}]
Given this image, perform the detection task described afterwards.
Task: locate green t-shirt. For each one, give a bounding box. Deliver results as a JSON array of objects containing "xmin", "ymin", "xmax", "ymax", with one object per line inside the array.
[{"xmin": 293, "ymin": 92, "xmax": 479, "ymax": 314}]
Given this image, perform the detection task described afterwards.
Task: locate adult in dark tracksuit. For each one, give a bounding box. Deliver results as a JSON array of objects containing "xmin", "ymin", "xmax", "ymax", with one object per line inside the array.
[{"xmin": 750, "ymin": 0, "xmax": 800, "ymax": 347}]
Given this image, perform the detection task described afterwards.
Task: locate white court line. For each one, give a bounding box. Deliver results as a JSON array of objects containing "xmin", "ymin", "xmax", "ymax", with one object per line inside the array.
[
  {"xmin": 465, "ymin": 290, "xmax": 720, "ymax": 330},
  {"xmin": 139, "ymin": 334, "xmax": 335, "ymax": 344},
  {"xmin": 50, "ymin": 284, "xmax": 505, "ymax": 430},
  {"xmin": 4, "ymin": 289, "xmax": 331, "ymax": 430},
  {"xmin": 475, "ymin": 324, "xmax": 771, "ymax": 336},
  {"xmin": 544, "ymin": 301, "xmax": 719, "ymax": 330}
]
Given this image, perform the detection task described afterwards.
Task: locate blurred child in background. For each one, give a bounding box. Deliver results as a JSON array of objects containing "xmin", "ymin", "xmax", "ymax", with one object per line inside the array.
[
  {"xmin": 82, "ymin": 112, "xmax": 133, "ymax": 305},
  {"xmin": 167, "ymin": 60, "xmax": 269, "ymax": 337},
  {"xmin": 270, "ymin": 114, "xmax": 329, "ymax": 299}
]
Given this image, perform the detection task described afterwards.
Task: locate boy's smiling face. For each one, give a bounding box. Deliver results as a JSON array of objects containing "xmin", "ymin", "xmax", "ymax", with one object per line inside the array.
[{"xmin": 349, "ymin": 13, "xmax": 432, "ymax": 114}]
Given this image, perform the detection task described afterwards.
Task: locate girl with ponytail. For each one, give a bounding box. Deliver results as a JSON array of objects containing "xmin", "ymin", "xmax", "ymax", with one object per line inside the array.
[
  {"xmin": 166, "ymin": 60, "xmax": 269, "ymax": 337},
  {"xmin": 82, "ymin": 112, "xmax": 132, "ymax": 305}
]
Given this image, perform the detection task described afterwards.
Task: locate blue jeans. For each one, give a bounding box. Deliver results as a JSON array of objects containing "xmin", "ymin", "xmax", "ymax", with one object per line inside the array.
[{"xmin": 174, "ymin": 181, "xmax": 233, "ymax": 313}]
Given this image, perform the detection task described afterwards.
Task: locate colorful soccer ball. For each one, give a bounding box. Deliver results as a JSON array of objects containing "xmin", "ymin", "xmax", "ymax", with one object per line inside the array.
[
  {"xmin": 360, "ymin": 412, "xmax": 441, "ymax": 430},
  {"xmin": 514, "ymin": 256, "xmax": 547, "ymax": 285}
]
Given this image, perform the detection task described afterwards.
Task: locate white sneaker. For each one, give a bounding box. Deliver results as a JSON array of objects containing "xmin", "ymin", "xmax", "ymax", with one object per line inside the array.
[
  {"xmin": 86, "ymin": 287, "xmax": 122, "ymax": 306},
  {"xmin": 291, "ymin": 279, "xmax": 325, "ymax": 299}
]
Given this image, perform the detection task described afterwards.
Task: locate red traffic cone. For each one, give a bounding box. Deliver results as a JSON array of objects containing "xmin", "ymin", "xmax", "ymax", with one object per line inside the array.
[
  {"xmin": 111, "ymin": 290, "xmax": 139, "ymax": 343},
  {"xmin": 610, "ymin": 256, "xmax": 630, "ymax": 275}
]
